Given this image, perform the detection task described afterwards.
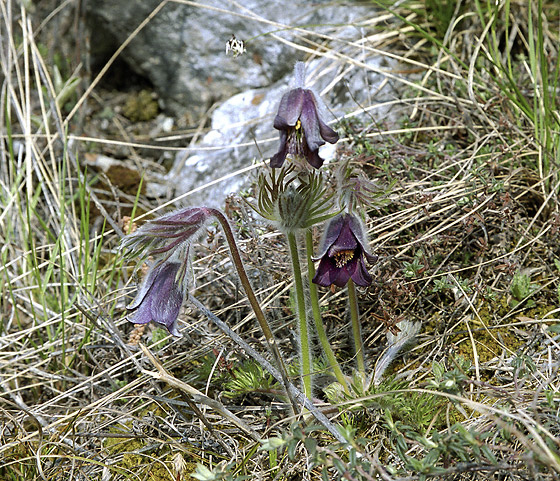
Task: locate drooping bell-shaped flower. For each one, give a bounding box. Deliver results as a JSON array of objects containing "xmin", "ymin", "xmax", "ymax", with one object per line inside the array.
[
  {"xmin": 270, "ymin": 62, "xmax": 339, "ymax": 169},
  {"xmin": 312, "ymin": 213, "xmax": 376, "ymax": 288},
  {"xmin": 126, "ymin": 255, "xmax": 188, "ymax": 337},
  {"xmin": 121, "ymin": 207, "xmax": 212, "ymax": 336}
]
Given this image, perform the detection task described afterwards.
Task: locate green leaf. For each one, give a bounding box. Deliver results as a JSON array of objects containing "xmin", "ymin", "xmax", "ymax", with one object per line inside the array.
[
  {"xmin": 432, "ymin": 361, "xmax": 444, "ymax": 381},
  {"xmin": 191, "ymin": 464, "xmax": 217, "ymax": 481},
  {"xmin": 481, "ymin": 445, "xmax": 498, "ymax": 465},
  {"xmin": 424, "ymin": 448, "xmax": 440, "ymax": 466},
  {"xmin": 407, "ymin": 457, "xmax": 424, "ymax": 471},
  {"xmin": 304, "ymin": 437, "xmax": 317, "ymax": 453},
  {"xmin": 332, "ymin": 457, "xmax": 347, "ymax": 474},
  {"xmin": 259, "ymin": 437, "xmax": 286, "ymax": 451},
  {"xmin": 287, "ymin": 438, "xmax": 298, "ymax": 459}
]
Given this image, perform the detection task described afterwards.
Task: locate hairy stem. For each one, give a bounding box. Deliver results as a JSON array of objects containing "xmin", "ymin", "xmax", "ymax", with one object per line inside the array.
[
  {"xmin": 348, "ymin": 279, "xmax": 366, "ymax": 377},
  {"xmin": 287, "ymin": 230, "xmax": 312, "ymax": 399},
  {"xmin": 210, "ymin": 208, "xmax": 298, "ymax": 413},
  {"xmin": 305, "ymin": 230, "xmax": 349, "ymax": 393}
]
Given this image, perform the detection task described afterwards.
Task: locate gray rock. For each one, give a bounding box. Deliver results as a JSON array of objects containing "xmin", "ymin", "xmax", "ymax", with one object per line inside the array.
[
  {"xmin": 170, "ymin": 54, "xmax": 401, "ymax": 207},
  {"xmin": 87, "ymin": 0, "xmax": 405, "ymax": 207},
  {"xmin": 169, "ymin": 84, "xmax": 282, "ymax": 207},
  {"xmin": 86, "ymin": 0, "xmax": 374, "ymax": 117}
]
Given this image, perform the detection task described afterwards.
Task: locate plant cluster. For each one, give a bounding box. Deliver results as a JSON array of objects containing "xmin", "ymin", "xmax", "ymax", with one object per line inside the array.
[
  {"xmin": 120, "ymin": 62, "xmax": 388, "ymax": 412},
  {"xmin": 3, "ymin": 1, "xmax": 560, "ymax": 480}
]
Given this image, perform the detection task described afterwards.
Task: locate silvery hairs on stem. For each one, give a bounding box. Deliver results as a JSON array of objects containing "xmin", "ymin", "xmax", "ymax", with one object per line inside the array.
[{"xmin": 373, "ymin": 320, "xmax": 422, "ymax": 386}]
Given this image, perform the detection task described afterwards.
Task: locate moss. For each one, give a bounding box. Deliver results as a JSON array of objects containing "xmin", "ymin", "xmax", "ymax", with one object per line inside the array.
[
  {"xmin": 476, "ymin": 296, "xmax": 510, "ymax": 322},
  {"xmin": 450, "ymin": 300, "xmax": 556, "ymax": 367},
  {"xmin": 451, "ymin": 326, "xmax": 523, "ymax": 364},
  {"xmin": 104, "ymin": 435, "xmax": 144, "ymax": 454},
  {"xmin": 525, "ymin": 304, "xmax": 556, "ymax": 319},
  {"xmin": 123, "ymin": 89, "xmax": 159, "ymax": 122},
  {"xmin": 102, "ymin": 403, "xmax": 202, "ymax": 481}
]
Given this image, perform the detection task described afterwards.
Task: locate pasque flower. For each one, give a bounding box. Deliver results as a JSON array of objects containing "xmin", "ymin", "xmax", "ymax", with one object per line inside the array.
[
  {"xmin": 127, "ymin": 256, "xmax": 188, "ymax": 336},
  {"xmin": 122, "ymin": 207, "xmax": 212, "ymax": 336},
  {"xmin": 312, "ymin": 213, "xmax": 376, "ymax": 288},
  {"xmin": 121, "ymin": 206, "xmax": 298, "ymax": 411},
  {"xmin": 270, "ymin": 62, "xmax": 339, "ymax": 169}
]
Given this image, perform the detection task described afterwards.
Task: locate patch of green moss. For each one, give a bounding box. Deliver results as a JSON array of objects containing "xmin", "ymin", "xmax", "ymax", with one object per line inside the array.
[
  {"xmin": 525, "ymin": 304, "xmax": 556, "ymax": 319},
  {"xmin": 451, "ymin": 326, "xmax": 523, "ymax": 364},
  {"xmin": 450, "ymin": 300, "xmax": 557, "ymax": 366},
  {"xmin": 103, "ymin": 404, "xmax": 202, "ymax": 480},
  {"xmin": 123, "ymin": 89, "xmax": 159, "ymax": 122},
  {"xmin": 104, "ymin": 436, "xmax": 199, "ymax": 481},
  {"xmin": 476, "ymin": 296, "xmax": 510, "ymax": 321},
  {"xmin": 103, "ymin": 434, "xmax": 143, "ymax": 454}
]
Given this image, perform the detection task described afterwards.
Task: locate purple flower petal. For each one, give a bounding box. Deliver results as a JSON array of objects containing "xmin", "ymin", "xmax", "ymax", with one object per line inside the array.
[
  {"xmin": 299, "ymin": 91, "xmax": 324, "ymax": 153},
  {"xmin": 347, "ymin": 215, "xmax": 375, "ymax": 258},
  {"xmin": 127, "ymin": 261, "xmax": 186, "ymax": 336},
  {"xmin": 330, "ymin": 264, "xmax": 352, "ymax": 288},
  {"xmin": 270, "ymin": 130, "xmax": 289, "ymax": 168},
  {"xmin": 128, "ymin": 295, "xmax": 155, "ymax": 325},
  {"xmin": 306, "ymin": 148, "xmax": 324, "ymax": 169},
  {"xmin": 272, "ymin": 114, "xmax": 291, "ymax": 131},
  {"xmin": 314, "ymin": 214, "xmax": 346, "ymax": 260},
  {"xmin": 127, "ymin": 261, "xmax": 165, "ymax": 310},
  {"xmin": 150, "ymin": 263, "xmax": 184, "ymax": 331},
  {"xmin": 312, "ymin": 256, "xmax": 339, "ymax": 287},
  {"xmin": 274, "ymin": 88, "xmax": 304, "ymax": 128},
  {"xmin": 327, "ymin": 220, "xmax": 358, "ymax": 256},
  {"xmin": 346, "ymin": 256, "xmax": 373, "ymax": 287},
  {"xmin": 312, "ymin": 213, "xmax": 375, "ymax": 289},
  {"xmin": 318, "ymin": 118, "xmax": 339, "ymax": 144}
]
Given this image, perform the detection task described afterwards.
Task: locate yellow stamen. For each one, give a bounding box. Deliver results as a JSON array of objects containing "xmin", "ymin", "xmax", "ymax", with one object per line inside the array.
[
  {"xmin": 333, "ymin": 250, "xmax": 355, "ymax": 268},
  {"xmin": 295, "ymin": 119, "xmax": 302, "ymax": 130}
]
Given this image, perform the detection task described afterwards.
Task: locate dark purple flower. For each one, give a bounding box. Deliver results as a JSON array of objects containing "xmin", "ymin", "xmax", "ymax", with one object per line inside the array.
[
  {"xmin": 127, "ymin": 259, "xmax": 188, "ymax": 336},
  {"xmin": 121, "ymin": 207, "xmax": 215, "ymax": 337},
  {"xmin": 312, "ymin": 213, "xmax": 376, "ymax": 288},
  {"xmin": 270, "ymin": 71, "xmax": 339, "ymax": 169}
]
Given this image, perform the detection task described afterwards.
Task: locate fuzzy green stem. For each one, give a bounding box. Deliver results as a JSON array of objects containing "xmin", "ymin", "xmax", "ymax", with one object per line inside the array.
[
  {"xmin": 210, "ymin": 209, "xmax": 298, "ymax": 413},
  {"xmin": 305, "ymin": 230, "xmax": 349, "ymax": 393},
  {"xmin": 348, "ymin": 279, "xmax": 366, "ymax": 377},
  {"xmin": 287, "ymin": 231, "xmax": 312, "ymax": 399}
]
